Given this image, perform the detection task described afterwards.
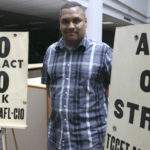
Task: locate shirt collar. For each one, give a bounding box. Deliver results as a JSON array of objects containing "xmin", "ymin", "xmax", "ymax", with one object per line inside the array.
[{"xmin": 56, "ymin": 35, "xmax": 88, "ymax": 52}]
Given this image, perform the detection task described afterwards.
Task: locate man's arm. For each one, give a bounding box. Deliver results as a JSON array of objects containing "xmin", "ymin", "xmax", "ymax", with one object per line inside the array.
[
  {"xmin": 46, "ymin": 85, "xmax": 50, "ymax": 121},
  {"xmin": 102, "ymin": 45, "xmax": 113, "ymax": 89}
]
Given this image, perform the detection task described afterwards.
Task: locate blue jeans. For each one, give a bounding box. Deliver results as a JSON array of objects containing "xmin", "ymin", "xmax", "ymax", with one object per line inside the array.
[{"xmin": 48, "ymin": 140, "xmax": 103, "ymax": 150}]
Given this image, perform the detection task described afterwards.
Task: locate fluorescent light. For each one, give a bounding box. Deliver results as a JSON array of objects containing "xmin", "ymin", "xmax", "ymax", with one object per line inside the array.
[{"xmin": 103, "ymin": 22, "xmax": 114, "ymax": 25}]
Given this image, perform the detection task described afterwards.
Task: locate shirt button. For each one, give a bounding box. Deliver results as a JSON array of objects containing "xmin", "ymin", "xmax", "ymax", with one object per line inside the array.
[
  {"xmin": 66, "ymin": 78, "xmax": 69, "ymax": 80},
  {"xmin": 67, "ymin": 64, "xmax": 70, "ymax": 66},
  {"xmin": 64, "ymin": 105, "xmax": 66, "ymax": 108},
  {"xmin": 65, "ymin": 92, "xmax": 68, "ymax": 94},
  {"xmin": 64, "ymin": 118, "xmax": 67, "ymax": 121}
]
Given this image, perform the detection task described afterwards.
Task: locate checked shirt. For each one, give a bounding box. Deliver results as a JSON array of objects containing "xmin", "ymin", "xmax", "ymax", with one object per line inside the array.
[{"xmin": 41, "ymin": 35, "xmax": 113, "ymax": 150}]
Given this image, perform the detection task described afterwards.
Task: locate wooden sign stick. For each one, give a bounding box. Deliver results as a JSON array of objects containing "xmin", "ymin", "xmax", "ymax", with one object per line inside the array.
[
  {"xmin": 12, "ymin": 129, "xmax": 19, "ymax": 150},
  {"xmin": 1, "ymin": 128, "xmax": 7, "ymax": 150}
]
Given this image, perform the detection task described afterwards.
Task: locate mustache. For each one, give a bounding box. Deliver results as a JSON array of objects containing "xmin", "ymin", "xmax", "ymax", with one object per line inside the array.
[
  {"xmin": 65, "ymin": 31, "xmax": 78, "ymax": 34},
  {"xmin": 65, "ymin": 29, "xmax": 78, "ymax": 33}
]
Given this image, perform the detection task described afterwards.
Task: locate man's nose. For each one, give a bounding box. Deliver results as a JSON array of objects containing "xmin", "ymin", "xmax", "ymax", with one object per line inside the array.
[{"xmin": 68, "ymin": 22, "xmax": 75, "ymax": 28}]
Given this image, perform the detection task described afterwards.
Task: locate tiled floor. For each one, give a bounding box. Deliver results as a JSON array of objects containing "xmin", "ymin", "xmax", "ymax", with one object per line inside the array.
[{"xmin": 0, "ymin": 131, "xmax": 3, "ymax": 150}]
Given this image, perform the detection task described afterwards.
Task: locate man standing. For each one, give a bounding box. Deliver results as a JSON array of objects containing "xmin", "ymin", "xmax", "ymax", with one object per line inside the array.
[{"xmin": 42, "ymin": 1, "xmax": 113, "ymax": 150}]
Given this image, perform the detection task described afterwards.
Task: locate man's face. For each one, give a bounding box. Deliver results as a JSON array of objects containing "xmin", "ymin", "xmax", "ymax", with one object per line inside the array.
[{"xmin": 60, "ymin": 6, "xmax": 87, "ymax": 47}]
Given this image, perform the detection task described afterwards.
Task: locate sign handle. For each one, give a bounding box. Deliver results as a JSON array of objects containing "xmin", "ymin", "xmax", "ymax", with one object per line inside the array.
[
  {"xmin": 1, "ymin": 128, "xmax": 7, "ymax": 150},
  {"xmin": 12, "ymin": 129, "xmax": 19, "ymax": 150}
]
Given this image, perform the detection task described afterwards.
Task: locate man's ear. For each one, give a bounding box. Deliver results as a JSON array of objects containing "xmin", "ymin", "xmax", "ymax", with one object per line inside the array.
[{"xmin": 85, "ymin": 17, "xmax": 88, "ymax": 28}]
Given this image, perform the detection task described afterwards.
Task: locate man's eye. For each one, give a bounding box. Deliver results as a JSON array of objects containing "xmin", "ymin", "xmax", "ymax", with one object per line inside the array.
[
  {"xmin": 73, "ymin": 18, "xmax": 82, "ymax": 24},
  {"xmin": 61, "ymin": 19, "xmax": 69, "ymax": 24}
]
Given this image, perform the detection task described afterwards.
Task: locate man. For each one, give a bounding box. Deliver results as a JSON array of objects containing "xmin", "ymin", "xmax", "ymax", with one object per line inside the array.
[{"xmin": 42, "ymin": 1, "xmax": 113, "ymax": 150}]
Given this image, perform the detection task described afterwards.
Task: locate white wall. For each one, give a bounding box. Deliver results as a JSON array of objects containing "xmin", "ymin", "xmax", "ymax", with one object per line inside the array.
[
  {"xmin": 148, "ymin": 0, "xmax": 150, "ymax": 15},
  {"xmin": 86, "ymin": 0, "xmax": 103, "ymax": 42},
  {"xmin": 103, "ymin": 0, "xmax": 149, "ymax": 25},
  {"xmin": 147, "ymin": 0, "xmax": 150, "ymax": 22},
  {"xmin": 118, "ymin": 0, "xmax": 149, "ymax": 16}
]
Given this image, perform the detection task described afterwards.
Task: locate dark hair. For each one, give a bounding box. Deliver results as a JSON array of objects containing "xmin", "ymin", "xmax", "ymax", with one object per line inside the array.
[{"xmin": 60, "ymin": 1, "xmax": 85, "ymax": 16}]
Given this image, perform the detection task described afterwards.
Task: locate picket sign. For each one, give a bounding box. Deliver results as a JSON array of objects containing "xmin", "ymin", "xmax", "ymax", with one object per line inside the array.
[
  {"xmin": 0, "ymin": 32, "xmax": 29, "ymax": 150},
  {"xmin": 104, "ymin": 24, "xmax": 150, "ymax": 150}
]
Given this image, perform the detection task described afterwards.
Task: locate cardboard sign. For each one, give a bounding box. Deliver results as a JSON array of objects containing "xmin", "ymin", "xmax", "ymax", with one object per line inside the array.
[
  {"xmin": 105, "ymin": 24, "xmax": 150, "ymax": 150},
  {"xmin": 0, "ymin": 32, "xmax": 28, "ymax": 129}
]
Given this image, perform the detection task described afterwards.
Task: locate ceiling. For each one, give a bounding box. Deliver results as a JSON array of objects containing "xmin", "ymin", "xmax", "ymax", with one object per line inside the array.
[
  {"xmin": 103, "ymin": 14, "xmax": 130, "ymax": 31},
  {"xmin": 0, "ymin": 9, "xmax": 58, "ymax": 31},
  {"xmin": 0, "ymin": 0, "xmax": 130, "ymax": 31},
  {"xmin": 0, "ymin": 0, "xmax": 65, "ymax": 31},
  {"xmin": 0, "ymin": 0, "xmax": 65, "ymax": 19}
]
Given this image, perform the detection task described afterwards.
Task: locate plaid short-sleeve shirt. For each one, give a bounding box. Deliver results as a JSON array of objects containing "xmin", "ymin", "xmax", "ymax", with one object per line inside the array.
[{"xmin": 41, "ymin": 36, "xmax": 113, "ymax": 150}]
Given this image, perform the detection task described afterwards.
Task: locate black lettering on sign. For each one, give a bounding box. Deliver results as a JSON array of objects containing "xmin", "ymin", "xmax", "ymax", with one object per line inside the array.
[
  {"xmin": 114, "ymin": 99, "xmax": 150, "ymax": 131},
  {"xmin": 2, "ymin": 60, "xmax": 9, "ymax": 68},
  {"xmin": 132, "ymin": 146, "xmax": 142, "ymax": 150},
  {"xmin": 127, "ymin": 102, "xmax": 139, "ymax": 124},
  {"xmin": 110, "ymin": 135, "xmax": 115, "ymax": 150},
  {"xmin": 140, "ymin": 106, "xmax": 150, "ymax": 131},
  {"xmin": 0, "ymin": 71, "xmax": 9, "ymax": 93},
  {"xmin": 11, "ymin": 60, "xmax": 17, "ymax": 68},
  {"xmin": 106, "ymin": 133, "xmax": 142, "ymax": 150},
  {"xmin": 106, "ymin": 133, "xmax": 111, "ymax": 148},
  {"xmin": 106, "ymin": 133, "xmax": 130, "ymax": 150},
  {"xmin": 136, "ymin": 33, "xmax": 149, "ymax": 55},
  {"xmin": 18, "ymin": 60, "xmax": 23, "ymax": 68},
  {"xmin": 0, "ymin": 107, "xmax": 11, "ymax": 119},
  {"xmin": 14, "ymin": 108, "xmax": 24, "ymax": 120},
  {"xmin": 2, "ymin": 94, "xmax": 9, "ymax": 103},
  {"xmin": 114, "ymin": 99, "xmax": 124, "ymax": 119},
  {"xmin": 0, "ymin": 108, "xmax": 3, "ymax": 118},
  {"xmin": 2, "ymin": 59, "xmax": 24, "ymax": 68},
  {"xmin": 140, "ymin": 70, "xmax": 150, "ymax": 92},
  {"xmin": 115, "ymin": 138, "xmax": 120, "ymax": 150},
  {"xmin": 0, "ymin": 37, "xmax": 10, "ymax": 58}
]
